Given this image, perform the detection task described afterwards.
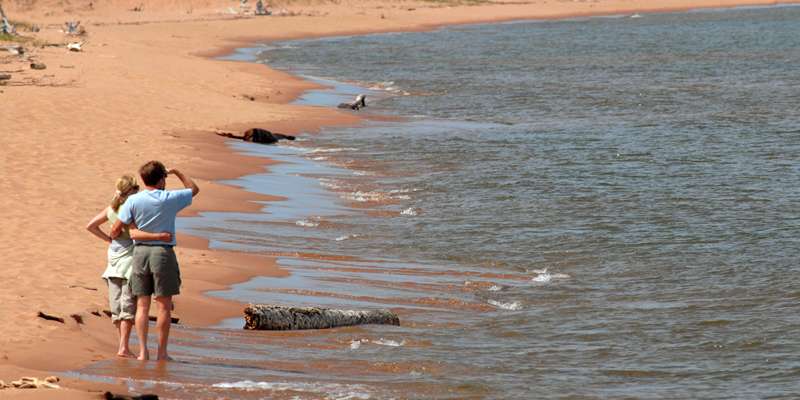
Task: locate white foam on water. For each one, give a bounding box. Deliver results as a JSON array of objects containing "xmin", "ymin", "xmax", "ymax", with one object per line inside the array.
[
  {"xmin": 349, "ymin": 339, "xmax": 366, "ymax": 350},
  {"xmin": 212, "ymin": 380, "xmax": 371, "ymax": 400},
  {"xmin": 488, "ymin": 299, "xmax": 522, "ymax": 311},
  {"xmin": 296, "ymin": 219, "xmax": 319, "ymax": 228},
  {"xmin": 532, "ymin": 272, "xmax": 552, "ymax": 283},
  {"xmin": 312, "ymin": 156, "xmax": 328, "ymax": 161},
  {"xmin": 305, "ymin": 147, "xmax": 359, "ymax": 154},
  {"xmin": 529, "ymin": 267, "xmax": 570, "ymax": 283},
  {"xmin": 488, "ymin": 285, "xmax": 503, "ymax": 292},
  {"xmin": 401, "ymin": 207, "xmax": 419, "ymax": 216},
  {"xmin": 343, "ymin": 191, "xmax": 389, "ymax": 202},
  {"xmin": 373, "ymin": 338, "xmax": 405, "ymax": 347},
  {"xmin": 319, "ymin": 179, "xmax": 345, "ymax": 190},
  {"xmin": 352, "ymin": 170, "xmax": 374, "ymax": 176},
  {"xmin": 335, "ymin": 234, "xmax": 361, "ymax": 242}
]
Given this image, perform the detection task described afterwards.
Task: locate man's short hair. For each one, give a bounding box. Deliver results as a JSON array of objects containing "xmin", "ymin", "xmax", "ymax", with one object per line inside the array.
[{"xmin": 139, "ymin": 160, "xmax": 167, "ymax": 186}]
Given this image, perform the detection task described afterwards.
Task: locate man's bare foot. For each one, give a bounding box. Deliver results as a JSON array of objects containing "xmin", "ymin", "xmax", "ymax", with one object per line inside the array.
[
  {"xmin": 156, "ymin": 354, "xmax": 174, "ymax": 362},
  {"xmin": 117, "ymin": 350, "xmax": 136, "ymax": 358}
]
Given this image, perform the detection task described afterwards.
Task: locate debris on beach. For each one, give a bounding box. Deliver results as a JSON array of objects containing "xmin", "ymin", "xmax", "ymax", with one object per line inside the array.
[
  {"xmin": 0, "ymin": 73, "xmax": 11, "ymax": 82},
  {"xmin": 0, "ymin": 45, "xmax": 24, "ymax": 55},
  {"xmin": 337, "ymin": 94, "xmax": 367, "ymax": 110},
  {"xmin": 67, "ymin": 42, "xmax": 84, "ymax": 52},
  {"xmin": 104, "ymin": 391, "xmax": 160, "ymax": 400},
  {"xmin": 243, "ymin": 304, "xmax": 400, "ymax": 330},
  {"xmin": 37, "ymin": 311, "xmax": 64, "ymax": 323},
  {"xmin": 215, "ymin": 128, "xmax": 296, "ymax": 144},
  {"xmin": 255, "ymin": 0, "xmax": 271, "ymax": 16},
  {"xmin": 0, "ymin": 376, "xmax": 60, "ymax": 390},
  {"xmin": 30, "ymin": 62, "xmax": 46, "ymax": 70},
  {"xmin": 64, "ymin": 21, "xmax": 86, "ymax": 36}
]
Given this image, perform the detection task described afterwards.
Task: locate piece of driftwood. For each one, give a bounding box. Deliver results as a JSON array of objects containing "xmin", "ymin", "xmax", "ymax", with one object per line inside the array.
[
  {"xmin": 67, "ymin": 42, "xmax": 84, "ymax": 52},
  {"xmin": 104, "ymin": 392, "xmax": 159, "ymax": 400},
  {"xmin": 37, "ymin": 311, "xmax": 64, "ymax": 323},
  {"xmin": 101, "ymin": 309, "xmax": 180, "ymax": 324},
  {"xmin": 1, "ymin": 45, "xmax": 23, "ymax": 55},
  {"xmin": 3, "ymin": 376, "xmax": 60, "ymax": 390},
  {"xmin": 30, "ymin": 62, "xmax": 46, "ymax": 70},
  {"xmin": 243, "ymin": 304, "xmax": 400, "ymax": 330},
  {"xmin": 337, "ymin": 94, "xmax": 367, "ymax": 110},
  {"xmin": 215, "ymin": 128, "xmax": 295, "ymax": 144},
  {"xmin": 0, "ymin": 74, "xmax": 10, "ymax": 81}
]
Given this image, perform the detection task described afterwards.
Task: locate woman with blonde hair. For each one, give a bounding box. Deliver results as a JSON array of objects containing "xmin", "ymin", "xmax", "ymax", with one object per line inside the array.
[{"xmin": 86, "ymin": 174, "xmax": 171, "ymax": 358}]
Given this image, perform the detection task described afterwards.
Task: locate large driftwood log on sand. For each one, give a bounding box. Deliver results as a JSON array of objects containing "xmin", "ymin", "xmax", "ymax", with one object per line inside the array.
[
  {"xmin": 243, "ymin": 304, "xmax": 400, "ymax": 330},
  {"xmin": 216, "ymin": 128, "xmax": 295, "ymax": 144}
]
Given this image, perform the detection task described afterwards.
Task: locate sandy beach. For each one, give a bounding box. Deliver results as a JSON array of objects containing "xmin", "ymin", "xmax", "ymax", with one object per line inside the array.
[{"xmin": 0, "ymin": 0, "xmax": 796, "ymax": 397}]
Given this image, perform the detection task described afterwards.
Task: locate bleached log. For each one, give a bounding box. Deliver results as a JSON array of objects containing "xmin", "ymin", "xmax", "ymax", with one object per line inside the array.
[{"xmin": 243, "ymin": 304, "xmax": 400, "ymax": 330}]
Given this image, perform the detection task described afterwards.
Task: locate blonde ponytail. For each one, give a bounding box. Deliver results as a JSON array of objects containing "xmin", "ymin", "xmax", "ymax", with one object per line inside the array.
[{"xmin": 110, "ymin": 174, "xmax": 140, "ymax": 211}]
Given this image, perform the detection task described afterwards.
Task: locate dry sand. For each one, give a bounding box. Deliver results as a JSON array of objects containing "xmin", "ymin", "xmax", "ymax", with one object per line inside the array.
[{"xmin": 0, "ymin": 0, "xmax": 795, "ymax": 397}]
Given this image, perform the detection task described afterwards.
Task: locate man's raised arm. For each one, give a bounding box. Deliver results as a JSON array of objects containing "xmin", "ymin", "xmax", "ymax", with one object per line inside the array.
[{"xmin": 168, "ymin": 168, "xmax": 199, "ymax": 197}]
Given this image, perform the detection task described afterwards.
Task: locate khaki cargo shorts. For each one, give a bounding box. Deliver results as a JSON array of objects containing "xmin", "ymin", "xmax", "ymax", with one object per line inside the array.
[
  {"xmin": 130, "ymin": 245, "xmax": 181, "ymax": 297},
  {"xmin": 107, "ymin": 277, "xmax": 136, "ymax": 322}
]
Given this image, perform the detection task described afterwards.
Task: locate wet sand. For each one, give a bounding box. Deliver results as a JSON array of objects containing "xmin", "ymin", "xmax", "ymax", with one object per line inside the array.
[{"xmin": 0, "ymin": 0, "xmax": 796, "ymax": 397}]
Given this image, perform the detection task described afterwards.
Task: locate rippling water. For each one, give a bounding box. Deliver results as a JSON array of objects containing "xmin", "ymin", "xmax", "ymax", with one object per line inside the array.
[{"xmin": 73, "ymin": 6, "xmax": 800, "ymax": 399}]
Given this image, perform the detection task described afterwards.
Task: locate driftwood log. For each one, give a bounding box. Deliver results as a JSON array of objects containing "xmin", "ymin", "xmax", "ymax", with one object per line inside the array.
[
  {"xmin": 337, "ymin": 94, "xmax": 367, "ymax": 110},
  {"xmin": 243, "ymin": 304, "xmax": 400, "ymax": 330},
  {"xmin": 216, "ymin": 128, "xmax": 295, "ymax": 144}
]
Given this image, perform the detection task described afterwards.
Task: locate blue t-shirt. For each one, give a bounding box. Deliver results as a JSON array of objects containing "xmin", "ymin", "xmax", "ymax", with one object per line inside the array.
[{"xmin": 117, "ymin": 188, "xmax": 193, "ymax": 246}]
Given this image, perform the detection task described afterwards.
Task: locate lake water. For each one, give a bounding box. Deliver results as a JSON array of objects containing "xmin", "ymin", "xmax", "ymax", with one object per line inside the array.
[{"xmin": 71, "ymin": 5, "xmax": 800, "ymax": 399}]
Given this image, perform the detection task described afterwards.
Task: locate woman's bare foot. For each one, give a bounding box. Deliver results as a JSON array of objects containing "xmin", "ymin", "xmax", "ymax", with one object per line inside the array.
[
  {"xmin": 117, "ymin": 350, "xmax": 136, "ymax": 358},
  {"xmin": 137, "ymin": 351, "xmax": 150, "ymax": 361},
  {"xmin": 156, "ymin": 354, "xmax": 174, "ymax": 362}
]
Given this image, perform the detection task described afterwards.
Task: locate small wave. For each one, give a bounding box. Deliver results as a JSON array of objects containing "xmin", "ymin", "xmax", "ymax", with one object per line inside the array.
[
  {"xmin": 389, "ymin": 188, "xmax": 420, "ymax": 194},
  {"xmin": 350, "ymin": 339, "xmax": 367, "ymax": 350},
  {"xmin": 319, "ymin": 179, "xmax": 345, "ymax": 190},
  {"xmin": 295, "ymin": 219, "xmax": 319, "ymax": 228},
  {"xmin": 532, "ymin": 273, "xmax": 551, "ymax": 283},
  {"xmin": 488, "ymin": 300, "xmax": 522, "ymax": 310},
  {"xmin": 373, "ymin": 338, "xmax": 405, "ymax": 347},
  {"xmin": 312, "ymin": 156, "xmax": 328, "ymax": 161},
  {"xmin": 352, "ymin": 170, "xmax": 374, "ymax": 176},
  {"xmin": 343, "ymin": 191, "xmax": 392, "ymax": 202},
  {"xmin": 335, "ymin": 234, "xmax": 361, "ymax": 241},
  {"xmin": 212, "ymin": 380, "xmax": 370, "ymax": 399},
  {"xmin": 401, "ymin": 207, "xmax": 419, "ymax": 216},
  {"xmin": 306, "ymin": 147, "xmax": 358, "ymax": 154}
]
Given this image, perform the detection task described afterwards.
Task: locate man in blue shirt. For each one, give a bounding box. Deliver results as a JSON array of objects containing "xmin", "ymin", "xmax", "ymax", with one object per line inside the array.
[{"xmin": 114, "ymin": 160, "xmax": 199, "ymax": 361}]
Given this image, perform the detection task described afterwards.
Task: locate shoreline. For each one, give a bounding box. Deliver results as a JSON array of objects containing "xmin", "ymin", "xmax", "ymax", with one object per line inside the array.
[{"xmin": 1, "ymin": 0, "xmax": 797, "ymax": 397}]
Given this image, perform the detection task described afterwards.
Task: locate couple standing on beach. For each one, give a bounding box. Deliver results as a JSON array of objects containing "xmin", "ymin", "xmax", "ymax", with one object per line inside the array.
[{"xmin": 86, "ymin": 161, "xmax": 199, "ymax": 361}]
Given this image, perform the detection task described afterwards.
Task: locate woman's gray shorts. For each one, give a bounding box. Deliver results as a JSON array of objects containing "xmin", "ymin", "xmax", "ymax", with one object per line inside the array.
[
  {"xmin": 107, "ymin": 277, "xmax": 136, "ymax": 322},
  {"xmin": 130, "ymin": 245, "xmax": 181, "ymax": 297}
]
